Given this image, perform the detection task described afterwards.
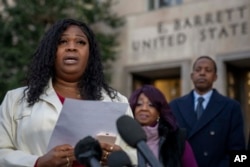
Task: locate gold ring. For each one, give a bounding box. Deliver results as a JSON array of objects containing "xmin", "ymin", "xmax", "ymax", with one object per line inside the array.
[
  {"xmin": 104, "ymin": 151, "xmax": 109, "ymax": 160},
  {"xmin": 109, "ymin": 145, "xmax": 114, "ymax": 152},
  {"xmin": 66, "ymin": 157, "xmax": 70, "ymax": 167}
]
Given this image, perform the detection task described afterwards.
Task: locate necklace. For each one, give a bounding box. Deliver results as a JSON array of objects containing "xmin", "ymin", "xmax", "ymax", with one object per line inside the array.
[{"xmin": 53, "ymin": 84, "xmax": 81, "ymax": 99}]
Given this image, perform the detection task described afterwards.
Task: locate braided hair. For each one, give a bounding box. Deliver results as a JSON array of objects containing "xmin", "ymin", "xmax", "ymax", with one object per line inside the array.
[{"xmin": 24, "ymin": 18, "xmax": 117, "ymax": 106}]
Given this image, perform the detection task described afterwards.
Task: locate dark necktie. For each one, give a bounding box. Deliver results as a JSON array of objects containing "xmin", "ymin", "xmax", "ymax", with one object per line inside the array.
[{"xmin": 196, "ymin": 97, "xmax": 204, "ymax": 119}]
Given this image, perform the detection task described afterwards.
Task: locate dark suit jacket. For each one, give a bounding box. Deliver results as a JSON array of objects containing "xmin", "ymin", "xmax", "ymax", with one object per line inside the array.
[{"xmin": 169, "ymin": 89, "xmax": 246, "ymax": 167}]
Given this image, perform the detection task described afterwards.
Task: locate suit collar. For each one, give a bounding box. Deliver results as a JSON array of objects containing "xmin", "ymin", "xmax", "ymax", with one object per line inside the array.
[{"xmin": 188, "ymin": 89, "xmax": 225, "ymax": 138}]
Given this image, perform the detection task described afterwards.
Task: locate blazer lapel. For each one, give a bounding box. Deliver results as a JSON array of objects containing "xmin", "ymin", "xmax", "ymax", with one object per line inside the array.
[
  {"xmin": 189, "ymin": 90, "xmax": 224, "ymax": 138},
  {"xmin": 40, "ymin": 79, "xmax": 63, "ymax": 113},
  {"xmin": 178, "ymin": 92, "xmax": 198, "ymax": 130}
]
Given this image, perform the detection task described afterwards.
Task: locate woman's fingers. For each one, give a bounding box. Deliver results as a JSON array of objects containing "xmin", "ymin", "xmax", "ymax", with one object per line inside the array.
[
  {"xmin": 99, "ymin": 143, "xmax": 122, "ymax": 165},
  {"xmin": 37, "ymin": 144, "xmax": 75, "ymax": 167}
]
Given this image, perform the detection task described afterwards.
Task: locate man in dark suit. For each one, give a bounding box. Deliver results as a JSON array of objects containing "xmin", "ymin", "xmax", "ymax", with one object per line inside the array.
[{"xmin": 169, "ymin": 56, "xmax": 246, "ymax": 167}]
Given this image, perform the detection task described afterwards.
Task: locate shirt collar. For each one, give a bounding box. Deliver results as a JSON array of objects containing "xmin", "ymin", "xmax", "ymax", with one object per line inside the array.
[{"xmin": 193, "ymin": 89, "xmax": 213, "ymax": 102}]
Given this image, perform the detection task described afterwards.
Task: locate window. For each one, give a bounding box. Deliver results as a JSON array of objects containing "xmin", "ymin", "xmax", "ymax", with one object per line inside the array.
[
  {"xmin": 148, "ymin": 0, "xmax": 155, "ymax": 10},
  {"xmin": 148, "ymin": 0, "xmax": 182, "ymax": 10}
]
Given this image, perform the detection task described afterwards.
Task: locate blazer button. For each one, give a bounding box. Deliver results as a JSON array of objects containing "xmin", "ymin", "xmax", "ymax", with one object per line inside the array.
[
  {"xmin": 210, "ymin": 131, "xmax": 215, "ymax": 135},
  {"xmin": 203, "ymin": 152, "xmax": 208, "ymax": 156}
]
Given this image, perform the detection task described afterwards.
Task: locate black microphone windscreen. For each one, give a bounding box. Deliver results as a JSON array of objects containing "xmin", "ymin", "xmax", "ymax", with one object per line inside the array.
[
  {"xmin": 107, "ymin": 150, "xmax": 132, "ymax": 167},
  {"xmin": 116, "ymin": 115, "xmax": 146, "ymax": 147},
  {"xmin": 74, "ymin": 136, "xmax": 102, "ymax": 166}
]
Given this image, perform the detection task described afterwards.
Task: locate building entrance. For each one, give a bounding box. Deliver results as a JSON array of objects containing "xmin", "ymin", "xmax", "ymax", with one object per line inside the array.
[
  {"xmin": 131, "ymin": 67, "xmax": 181, "ymax": 103},
  {"xmin": 226, "ymin": 58, "xmax": 250, "ymax": 144}
]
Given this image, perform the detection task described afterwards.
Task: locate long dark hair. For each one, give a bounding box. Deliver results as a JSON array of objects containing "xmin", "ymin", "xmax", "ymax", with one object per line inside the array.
[
  {"xmin": 129, "ymin": 85, "xmax": 184, "ymax": 167},
  {"xmin": 25, "ymin": 19, "xmax": 117, "ymax": 106}
]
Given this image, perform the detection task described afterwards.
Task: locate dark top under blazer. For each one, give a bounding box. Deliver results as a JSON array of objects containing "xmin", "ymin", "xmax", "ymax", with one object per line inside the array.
[{"xmin": 169, "ymin": 89, "xmax": 246, "ymax": 167}]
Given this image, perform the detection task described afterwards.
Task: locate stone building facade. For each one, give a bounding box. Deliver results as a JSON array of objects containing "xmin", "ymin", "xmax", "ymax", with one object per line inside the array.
[{"xmin": 111, "ymin": 0, "xmax": 250, "ymax": 141}]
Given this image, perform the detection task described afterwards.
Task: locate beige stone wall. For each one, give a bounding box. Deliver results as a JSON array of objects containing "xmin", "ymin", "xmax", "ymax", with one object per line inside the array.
[
  {"xmin": 110, "ymin": 0, "xmax": 250, "ymax": 97},
  {"xmin": 111, "ymin": 0, "xmax": 146, "ymax": 16},
  {"xmin": 126, "ymin": 0, "xmax": 249, "ymax": 64}
]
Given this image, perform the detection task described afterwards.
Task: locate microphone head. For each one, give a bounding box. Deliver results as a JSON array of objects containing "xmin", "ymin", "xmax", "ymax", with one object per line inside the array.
[
  {"xmin": 116, "ymin": 115, "xmax": 146, "ymax": 147},
  {"xmin": 107, "ymin": 150, "xmax": 132, "ymax": 167},
  {"xmin": 74, "ymin": 136, "xmax": 102, "ymax": 166}
]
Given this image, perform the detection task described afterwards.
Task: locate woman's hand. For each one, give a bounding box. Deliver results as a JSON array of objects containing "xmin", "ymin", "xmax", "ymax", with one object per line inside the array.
[
  {"xmin": 36, "ymin": 144, "xmax": 75, "ymax": 167},
  {"xmin": 99, "ymin": 142, "xmax": 121, "ymax": 166}
]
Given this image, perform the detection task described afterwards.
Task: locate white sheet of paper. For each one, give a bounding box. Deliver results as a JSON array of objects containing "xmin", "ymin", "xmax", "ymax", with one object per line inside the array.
[{"xmin": 47, "ymin": 98, "xmax": 128, "ymax": 151}]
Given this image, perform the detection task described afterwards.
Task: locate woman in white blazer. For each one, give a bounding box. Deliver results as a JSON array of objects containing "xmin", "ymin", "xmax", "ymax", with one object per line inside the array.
[{"xmin": 0, "ymin": 19, "xmax": 136, "ymax": 167}]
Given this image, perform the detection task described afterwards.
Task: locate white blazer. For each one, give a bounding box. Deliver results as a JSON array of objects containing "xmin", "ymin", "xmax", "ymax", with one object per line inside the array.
[{"xmin": 0, "ymin": 80, "xmax": 137, "ymax": 167}]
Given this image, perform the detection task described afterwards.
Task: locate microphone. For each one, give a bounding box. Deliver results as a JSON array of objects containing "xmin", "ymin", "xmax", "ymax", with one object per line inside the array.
[
  {"xmin": 116, "ymin": 115, "xmax": 162, "ymax": 167},
  {"xmin": 74, "ymin": 136, "xmax": 102, "ymax": 167},
  {"xmin": 107, "ymin": 150, "xmax": 133, "ymax": 167}
]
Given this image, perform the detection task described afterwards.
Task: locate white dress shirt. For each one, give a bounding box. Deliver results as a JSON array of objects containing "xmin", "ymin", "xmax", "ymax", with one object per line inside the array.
[{"xmin": 193, "ymin": 90, "xmax": 213, "ymax": 111}]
